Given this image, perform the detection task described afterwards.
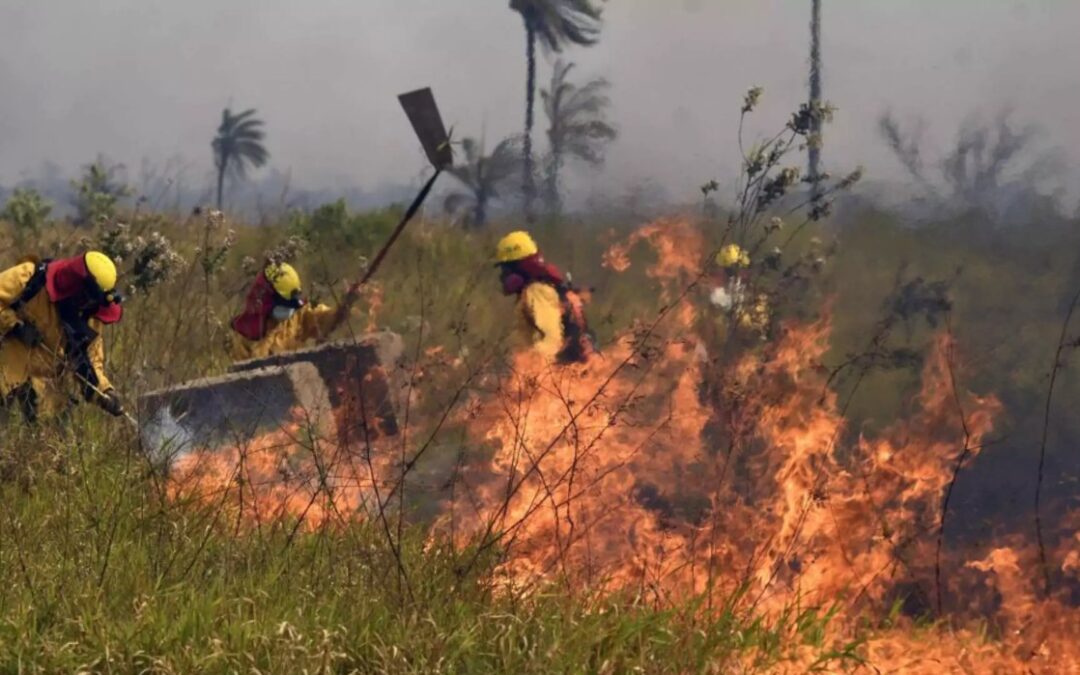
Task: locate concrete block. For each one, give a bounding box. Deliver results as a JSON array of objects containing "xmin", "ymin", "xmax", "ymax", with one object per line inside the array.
[
  {"xmin": 230, "ymin": 331, "xmax": 404, "ymax": 440},
  {"xmin": 139, "ymin": 332, "xmax": 403, "ymax": 467}
]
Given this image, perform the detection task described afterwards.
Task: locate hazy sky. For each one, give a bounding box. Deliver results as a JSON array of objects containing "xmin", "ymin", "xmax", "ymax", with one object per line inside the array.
[{"xmin": 1, "ymin": 0, "xmax": 1078, "ymax": 204}]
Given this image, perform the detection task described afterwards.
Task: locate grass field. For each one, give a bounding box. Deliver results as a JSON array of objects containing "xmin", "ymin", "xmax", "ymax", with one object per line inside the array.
[{"xmin": 1, "ymin": 201, "xmax": 1078, "ymax": 672}]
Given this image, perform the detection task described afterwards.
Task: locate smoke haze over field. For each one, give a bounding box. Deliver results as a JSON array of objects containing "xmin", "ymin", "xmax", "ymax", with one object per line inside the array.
[{"xmin": 1, "ymin": 0, "xmax": 1078, "ymax": 206}]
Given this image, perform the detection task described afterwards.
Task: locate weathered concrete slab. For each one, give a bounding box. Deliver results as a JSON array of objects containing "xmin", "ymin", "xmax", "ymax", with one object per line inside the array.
[
  {"xmin": 138, "ymin": 362, "xmax": 331, "ymax": 466},
  {"xmin": 230, "ymin": 331, "xmax": 404, "ymax": 440},
  {"xmin": 139, "ymin": 332, "xmax": 403, "ymax": 467}
]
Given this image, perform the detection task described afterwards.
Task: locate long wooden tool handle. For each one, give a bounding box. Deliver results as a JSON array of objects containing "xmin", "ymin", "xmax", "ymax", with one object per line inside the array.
[
  {"xmin": 361, "ymin": 168, "xmax": 443, "ymax": 286},
  {"xmin": 329, "ymin": 168, "xmax": 443, "ymax": 333}
]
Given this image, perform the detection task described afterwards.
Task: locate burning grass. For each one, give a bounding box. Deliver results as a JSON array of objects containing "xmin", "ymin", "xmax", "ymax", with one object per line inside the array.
[
  {"xmin": 134, "ymin": 217, "xmax": 1080, "ymax": 671},
  {"xmin": 438, "ymin": 219, "xmax": 1079, "ymax": 671},
  {"xmin": 1, "ymin": 210, "xmax": 1077, "ymax": 671}
]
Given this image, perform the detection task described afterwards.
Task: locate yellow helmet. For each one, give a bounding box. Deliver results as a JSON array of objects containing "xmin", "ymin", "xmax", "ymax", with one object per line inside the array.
[
  {"xmin": 717, "ymin": 244, "xmax": 750, "ymax": 269},
  {"xmin": 265, "ymin": 262, "xmax": 302, "ymax": 300},
  {"xmin": 85, "ymin": 251, "xmax": 118, "ymax": 292},
  {"xmin": 495, "ymin": 231, "xmax": 539, "ymax": 264}
]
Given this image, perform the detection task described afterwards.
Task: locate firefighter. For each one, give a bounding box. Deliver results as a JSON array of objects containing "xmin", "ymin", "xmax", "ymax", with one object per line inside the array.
[
  {"xmin": 0, "ymin": 251, "xmax": 125, "ymax": 421},
  {"xmin": 710, "ymin": 243, "xmax": 768, "ymax": 336},
  {"xmin": 494, "ymin": 231, "xmax": 593, "ymax": 363},
  {"xmin": 229, "ymin": 261, "xmax": 348, "ymax": 361},
  {"xmin": 709, "ymin": 243, "xmax": 750, "ymax": 309}
]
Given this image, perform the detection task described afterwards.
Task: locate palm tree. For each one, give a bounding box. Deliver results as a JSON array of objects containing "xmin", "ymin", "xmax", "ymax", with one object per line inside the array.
[
  {"xmin": 541, "ymin": 59, "xmax": 616, "ymax": 215},
  {"xmin": 212, "ymin": 107, "xmax": 269, "ymax": 210},
  {"xmin": 808, "ymin": 0, "xmax": 823, "ymax": 200},
  {"xmin": 443, "ymin": 136, "xmax": 522, "ymax": 228},
  {"xmin": 444, "ymin": 136, "xmax": 522, "ymax": 228},
  {"xmin": 509, "ymin": 0, "xmax": 603, "ymax": 222}
]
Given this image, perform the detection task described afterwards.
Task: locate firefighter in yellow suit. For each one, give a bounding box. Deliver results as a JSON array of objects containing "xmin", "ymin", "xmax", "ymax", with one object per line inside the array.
[
  {"xmin": 519, "ymin": 283, "xmax": 564, "ymax": 360},
  {"xmin": 710, "ymin": 243, "xmax": 769, "ymax": 338},
  {"xmin": 495, "ymin": 231, "xmax": 592, "ymax": 363},
  {"xmin": 228, "ymin": 262, "xmax": 344, "ymax": 361},
  {"xmin": 0, "ymin": 251, "xmax": 125, "ymax": 420}
]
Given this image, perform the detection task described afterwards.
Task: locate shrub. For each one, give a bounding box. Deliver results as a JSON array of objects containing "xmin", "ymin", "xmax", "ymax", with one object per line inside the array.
[
  {"xmin": 0, "ymin": 188, "xmax": 52, "ymax": 240},
  {"xmin": 71, "ymin": 160, "xmax": 132, "ymax": 226},
  {"xmin": 290, "ymin": 199, "xmax": 401, "ymax": 254}
]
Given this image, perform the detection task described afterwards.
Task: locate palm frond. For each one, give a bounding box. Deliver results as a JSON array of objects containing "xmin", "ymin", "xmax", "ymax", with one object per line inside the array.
[
  {"xmin": 232, "ymin": 121, "xmax": 265, "ymax": 138},
  {"xmin": 512, "ymin": 0, "xmax": 603, "ymax": 52},
  {"xmin": 442, "ymin": 134, "xmax": 522, "ymax": 226},
  {"xmin": 541, "ymin": 58, "xmax": 615, "ymax": 213},
  {"xmin": 562, "ymin": 78, "xmax": 610, "ymax": 117},
  {"xmin": 543, "ymin": 62, "xmax": 616, "ymax": 165}
]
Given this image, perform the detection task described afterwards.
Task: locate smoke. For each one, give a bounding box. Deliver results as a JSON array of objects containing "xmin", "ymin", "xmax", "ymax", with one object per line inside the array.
[
  {"xmin": 0, "ymin": 0, "xmax": 1078, "ymax": 211},
  {"xmin": 875, "ymin": 109, "xmax": 1069, "ymax": 222}
]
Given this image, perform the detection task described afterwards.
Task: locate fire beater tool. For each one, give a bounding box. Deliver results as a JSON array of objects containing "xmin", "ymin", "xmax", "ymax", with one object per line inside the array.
[{"xmin": 329, "ymin": 87, "xmax": 453, "ymax": 331}]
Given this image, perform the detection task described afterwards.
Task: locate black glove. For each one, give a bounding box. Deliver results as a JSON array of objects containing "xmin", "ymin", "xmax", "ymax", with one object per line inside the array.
[
  {"xmin": 98, "ymin": 389, "xmax": 125, "ymax": 417},
  {"xmin": 10, "ymin": 321, "xmax": 43, "ymax": 348}
]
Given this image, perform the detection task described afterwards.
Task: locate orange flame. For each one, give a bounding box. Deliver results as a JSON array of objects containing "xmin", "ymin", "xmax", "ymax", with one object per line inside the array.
[
  {"xmin": 447, "ymin": 217, "xmax": 1079, "ymax": 671},
  {"xmin": 167, "ymin": 400, "xmax": 397, "ymax": 532},
  {"xmin": 164, "ymin": 217, "xmax": 1077, "ymax": 671},
  {"xmin": 601, "ymin": 217, "xmax": 704, "ymax": 285}
]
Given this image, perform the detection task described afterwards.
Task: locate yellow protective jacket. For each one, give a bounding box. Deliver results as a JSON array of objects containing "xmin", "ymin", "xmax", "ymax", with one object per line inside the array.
[
  {"xmin": 516, "ymin": 282, "xmax": 565, "ymax": 359},
  {"xmin": 0, "ymin": 262, "xmax": 113, "ymax": 414},
  {"xmin": 228, "ymin": 303, "xmax": 338, "ymax": 361}
]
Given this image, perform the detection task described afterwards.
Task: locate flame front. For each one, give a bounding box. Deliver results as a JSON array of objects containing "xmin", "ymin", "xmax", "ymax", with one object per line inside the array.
[
  {"xmin": 449, "ymin": 217, "xmax": 1079, "ymax": 671},
  {"xmin": 167, "ymin": 403, "xmax": 397, "ymax": 531},
  {"xmin": 163, "ymin": 217, "xmax": 1077, "ymax": 670}
]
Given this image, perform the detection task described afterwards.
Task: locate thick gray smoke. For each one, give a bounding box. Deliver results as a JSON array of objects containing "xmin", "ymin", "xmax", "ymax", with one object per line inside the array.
[{"xmin": 0, "ymin": 0, "xmax": 1077, "ymax": 211}]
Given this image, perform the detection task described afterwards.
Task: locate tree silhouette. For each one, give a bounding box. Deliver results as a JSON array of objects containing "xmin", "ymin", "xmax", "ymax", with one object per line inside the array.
[
  {"xmin": 878, "ymin": 109, "xmax": 1064, "ymax": 217},
  {"xmin": 510, "ymin": 0, "xmax": 603, "ymax": 222},
  {"xmin": 443, "ymin": 136, "xmax": 523, "ymax": 228},
  {"xmin": 541, "ymin": 59, "xmax": 616, "ymax": 215},
  {"xmin": 212, "ymin": 107, "xmax": 269, "ymax": 211},
  {"xmin": 808, "ymin": 0, "xmax": 823, "ymax": 200}
]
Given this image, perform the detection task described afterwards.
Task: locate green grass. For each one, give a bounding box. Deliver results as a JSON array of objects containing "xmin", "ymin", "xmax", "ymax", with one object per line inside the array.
[
  {"xmin": 1, "ymin": 203, "xmax": 1077, "ymax": 672},
  {"xmin": 0, "ymin": 416, "xmax": 855, "ymax": 673}
]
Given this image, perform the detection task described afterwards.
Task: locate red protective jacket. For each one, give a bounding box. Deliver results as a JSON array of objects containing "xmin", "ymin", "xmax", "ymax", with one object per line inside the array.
[{"xmin": 500, "ymin": 253, "xmax": 565, "ymax": 295}]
